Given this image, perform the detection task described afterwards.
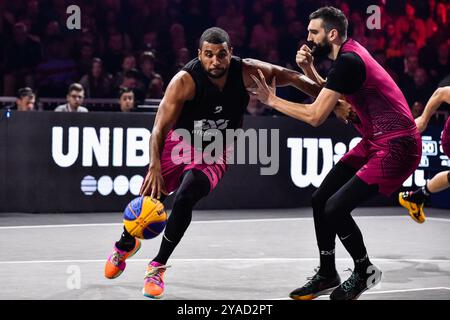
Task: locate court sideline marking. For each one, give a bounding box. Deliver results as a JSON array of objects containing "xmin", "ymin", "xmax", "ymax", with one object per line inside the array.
[
  {"xmin": 1, "ymin": 257, "xmax": 450, "ymax": 264},
  {"xmin": 0, "ymin": 215, "xmax": 449, "ymax": 230}
]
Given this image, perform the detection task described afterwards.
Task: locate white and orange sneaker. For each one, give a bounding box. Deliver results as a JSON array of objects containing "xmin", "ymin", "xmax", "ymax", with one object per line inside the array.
[
  {"xmin": 104, "ymin": 239, "xmax": 141, "ymax": 279},
  {"xmin": 142, "ymin": 261, "xmax": 171, "ymax": 299}
]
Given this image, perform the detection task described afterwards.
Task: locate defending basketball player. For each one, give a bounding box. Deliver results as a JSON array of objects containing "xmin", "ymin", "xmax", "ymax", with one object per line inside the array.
[
  {"xmin": 104, "ymin": 27, "xmax": 352, "ymax": 299},
  {"xmin": 399, "ymin": 86, "xmax": 450, "ymax": 223},
  {"xmin": 251, "ymin": 7, "xmax": 422, "ymax": 300}
]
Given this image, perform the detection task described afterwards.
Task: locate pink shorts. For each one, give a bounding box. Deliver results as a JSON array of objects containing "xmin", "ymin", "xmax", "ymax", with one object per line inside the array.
[
  {"xmin": 341, "ymin": 130, "xmax": 422, "ymax": 196},
  {"xmin": 442, "ymin": 117, "xmax": 450, "ymax": 158},
  {"xmin": 160, "ymin": 130, "xmax": 229, "ymax": 193}
]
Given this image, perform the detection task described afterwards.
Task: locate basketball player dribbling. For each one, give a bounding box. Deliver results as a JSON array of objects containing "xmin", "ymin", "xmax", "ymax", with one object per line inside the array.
[{"xmin": 104, "ymin": 27, "xmax": 352, "ymax": 299}]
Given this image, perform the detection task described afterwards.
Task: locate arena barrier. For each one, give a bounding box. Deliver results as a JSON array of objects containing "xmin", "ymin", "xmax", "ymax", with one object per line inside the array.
[
  {"xmin": 0, "ymin": 111, "xmax": 448, "ymax": 213},
  {"xmin": 0, "ymin": 97, "xmax": 160, "ymax": 112}
]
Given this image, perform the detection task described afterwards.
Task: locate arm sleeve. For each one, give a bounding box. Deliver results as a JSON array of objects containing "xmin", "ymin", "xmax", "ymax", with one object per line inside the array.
[{"xmin": 325, "ymin": 52, "xmax": 366, "ymax": 95}]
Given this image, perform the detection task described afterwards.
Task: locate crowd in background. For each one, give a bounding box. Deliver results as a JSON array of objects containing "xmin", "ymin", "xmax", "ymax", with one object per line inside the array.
[{"xmin": 0, "ymin": 0, "xmax": 449, "ymax": 117}]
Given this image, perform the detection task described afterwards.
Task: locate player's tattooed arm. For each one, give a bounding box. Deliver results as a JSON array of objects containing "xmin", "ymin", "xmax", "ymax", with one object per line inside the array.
[
  {"xmin": 140, "ymin": 71, "xmax": 195, "ymax": 199},
  {"xmin": 250, "ymin": 69, "xmax": 342, "ymax": 127}
]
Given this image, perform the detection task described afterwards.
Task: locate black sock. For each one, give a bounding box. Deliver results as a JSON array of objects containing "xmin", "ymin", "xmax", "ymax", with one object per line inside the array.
[
  {"xmin": 318, "ymin": 249, "xmax": 336, "ymax": 277},
  {"xmin": 152, "ymin": 169, "xmax": 210, "ymax": 265},
  {"xmin": 408, "ymin": 185, "xmax": 430, "ymax": 204},
  {"xmin": 116, "ymin": 226, "xmax": 136, "ymax": 252},
  {"xmin": 337, "ymin": 217, "xmax": 372, "ymax": 274},
  {"xmin": 153, "ymin": 234, "xmax": 179, "ymax": 265}
]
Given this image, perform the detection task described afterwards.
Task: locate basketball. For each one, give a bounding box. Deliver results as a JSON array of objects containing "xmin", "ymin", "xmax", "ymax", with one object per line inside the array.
[{"xmin": 123, "ymin": 196, "xmax": 168, "ymax": 239}]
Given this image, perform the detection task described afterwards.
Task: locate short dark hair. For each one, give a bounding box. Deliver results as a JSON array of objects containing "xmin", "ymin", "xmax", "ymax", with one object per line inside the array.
[
  {"xmin": 92, "ymin": 57, "xmax": 103, "ymax": 65},
  {"xmin": 17, "ymin": 87, "xmax": 35, "ymax": 99},
  {"xmin": 123, "ymin": 53, "xmax": 136, "ymax": 60},
  {"xmin": 139, "ymin": 51, "xmax": 155, "ymax": 64},
  {"xmin": 124, "ymin": 68, "xmax": 140, "ymax": 80},
  {"xmin": 67, "ymin": 83, "xmax": 84, "ymax": 94},
  {"xmin": 309, "ymin": 6, "xmax": 348, "ymax": 39},
  {"xmin": 118, "ymin": 87, "xmax": 134, "ymax": 99},
  {"xmin": 198, "ymin": 27, "xmax": 231, "ymax": 49}
]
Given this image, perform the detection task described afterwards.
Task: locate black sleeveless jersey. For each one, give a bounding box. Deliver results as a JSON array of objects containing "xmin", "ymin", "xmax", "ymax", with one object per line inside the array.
[{"xmin": 174, "ymin": 56, "xmax": 249, "ymax": 146}]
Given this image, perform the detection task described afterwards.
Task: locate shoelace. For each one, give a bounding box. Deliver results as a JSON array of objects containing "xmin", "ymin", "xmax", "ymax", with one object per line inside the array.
[
  {"xmin": 144, "ymin": 265, "xmax": 171, "ymax": 285},
  {"xmin": 401, "ymin": 191, "xmax": 411, "ymax": 199},
  {"xmin": 305, "ymin": 266, "xmax": 320, "ymax": 281},
  {"xmin": 341, "ymin": 268, "xmax": 362, "ymax": 292},
  {"xmin": 110, "ymin": 251, "xmax": 125, "ymax": 266},
  {"xmin": 304, "ymin": 267, "xmax": 323, "ymax": 288}
]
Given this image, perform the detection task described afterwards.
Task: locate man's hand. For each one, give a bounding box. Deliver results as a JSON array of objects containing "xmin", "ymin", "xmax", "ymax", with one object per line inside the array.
[
  {"xmin": 415, "ymin": 116, "xmax": 428, "ymax": 133},
  {"xmin": 296, "ymin": 44, "xmax": 314, "ymax": 69},
  {"xmin": 334, "ymin": 100, "xmax": 352, "ymax": 124},
  {"xmin": 139, "ymin": 165, "xmax": 168, "ymax": 199},
  {"xmin": 249, "ymin": 69, "xmax": 277, "ymax": 106}
]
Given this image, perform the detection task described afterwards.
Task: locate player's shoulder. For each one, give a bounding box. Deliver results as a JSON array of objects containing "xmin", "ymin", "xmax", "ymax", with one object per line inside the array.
[
  {"xmin": 436, "ymin": 86, "xmax": 450, "ymax": 102},
  {"xmin": 337, "ymin": 51, "xmax": 363, "ymax": 63},
  {"xmin": 436, "ymin": 86, "xmax": 450, "ymax": 95},
  {"xmin": 241, "ymin": 58, "xmax": 270, "ymax": 75},
  {"xmin": 182, "ymin": 57, "xmax": 200, "ymax": 70},
  {"xmin": 242, "ymin": 58, "xmax": 262, "ymax": 69},
  {"xmin": 165, "ymin": 70, "xmax": 196, "ymax": 100},
  {"xmin": 334, "ymin": 51, "xmax": 364, "ymax": 71},
  {"xmin": 167, "ymin": 69, "xmax": 195, "ymax": 88},
  {"xmin": 172, "ymin": 70, "xmax": 194, "ymax": 83}
]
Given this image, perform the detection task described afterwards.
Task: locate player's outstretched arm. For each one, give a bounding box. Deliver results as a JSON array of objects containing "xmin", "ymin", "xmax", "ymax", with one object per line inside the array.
[
  {"xmin": 416, "ymin": 86, "xmax": 450, "ymax": 132},
  {"xmin": 243, "ymin": 59, "xmax": 352, "ymax": 123},
  {"xmin": 242, "ymin": 58, "xmax": 322, "ymax": 98},
  {"xmin": 139, "ymin": 71, "xmax": 195, "ymax": 199},
  {"xmin": 250, "ymin": 69, "xmax": 341, "ymax": 127}
]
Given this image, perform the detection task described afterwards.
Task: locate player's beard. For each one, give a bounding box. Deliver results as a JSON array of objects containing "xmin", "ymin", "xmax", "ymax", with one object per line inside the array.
[
  {"xmin": 200, "ymin": 62, "xmax": 228, "ymax": 79},
  {"xmin": 205, "ymin": 67, "xmax": 227, "ymax": 79},
  {"xmin": 311, "ymin": 38, "xmax": 332, "ymax": 58}
]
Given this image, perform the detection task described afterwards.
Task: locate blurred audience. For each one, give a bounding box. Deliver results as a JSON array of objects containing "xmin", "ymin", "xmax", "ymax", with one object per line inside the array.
[
  {"xmin": 411, "ymin": 101, "xmax": 425, "ymax": 119},
  {"xmin": 35, "ymin": 36, "xmax": 77, "ymax": 97},
  {"xmin": 246, "ymin": 95, "xmax": 273, "ymax": 116},
  {"xmin": 3, "ymin": 22, "xmax": 42, "ymax": 96},
  {"xmin": 113, "ymin": 54, "xmax": 137, "ymax": 89},
  {"xmin": 79, "ymin": 58, "xmax": 113, "ymax": 98},
  {"xmin": 0, "ymin": 0, "xmax": 448, "ymax": 118},
  {"xmin": 147, "ymin": 74, "xmax": 165, "ymax": 99},
  {"xmin": 116, "ymin": 68, "xmax": 146, "ymax": 105}
]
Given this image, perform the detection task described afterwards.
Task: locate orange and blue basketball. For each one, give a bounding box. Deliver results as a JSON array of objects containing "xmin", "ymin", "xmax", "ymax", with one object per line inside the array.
[{"xmin": 123, "ymin": 196, "xmax": 167, "ymax": 239}]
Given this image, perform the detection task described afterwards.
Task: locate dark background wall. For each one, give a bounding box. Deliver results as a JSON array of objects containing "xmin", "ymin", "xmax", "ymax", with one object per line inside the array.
[{"xmin": 0, "ymin": 111, "xmax": 448, "ymax": 213}]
